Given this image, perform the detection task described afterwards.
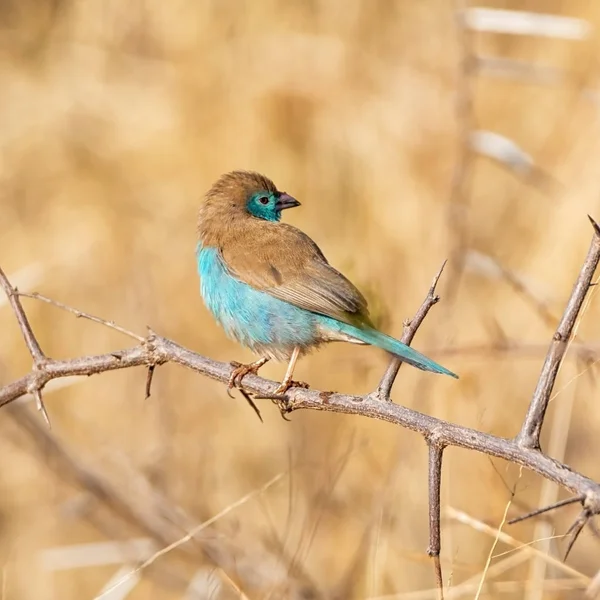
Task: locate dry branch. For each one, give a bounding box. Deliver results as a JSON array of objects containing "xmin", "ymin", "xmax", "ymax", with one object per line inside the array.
[
  {"xmin": 517, "ymin": 216, "xmax": 600, "ymax": 449},
  {"xmin": 2, "ymin": 217, "xmax": 600, "ymax": 592},
  {"xmin": 376, "ymin": 260, "xmax": 447, "ymax": 400}
]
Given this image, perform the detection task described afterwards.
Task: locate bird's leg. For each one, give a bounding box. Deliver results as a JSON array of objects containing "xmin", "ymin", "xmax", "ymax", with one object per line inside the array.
[
  {"xmin": 274, "ymin": 347, "xmax": 309, "ymax": 395},
  {"xmin": 228, "ymin": 357, "xmax": 269, "ymax": 393},
  {"xmin": 274, "ymin": 347, "xmax": 300, "ymax": 395}
]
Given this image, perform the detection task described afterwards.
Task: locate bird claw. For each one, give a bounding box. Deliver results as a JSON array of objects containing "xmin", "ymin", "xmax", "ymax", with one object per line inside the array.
[
  {"xmin": 228, "ymin": 360, "xmax": 265, "ymax": 392},
  {"xmin": 273, "ymin": 379, "xmax": 309, "ymax": 395},
  {"xmin": 266, "ymin": 380, "xmax": 310, "ymax": 420},
  {"xmin": 226, "ymin": 361, "xmax": 267, "ymax": 422}
]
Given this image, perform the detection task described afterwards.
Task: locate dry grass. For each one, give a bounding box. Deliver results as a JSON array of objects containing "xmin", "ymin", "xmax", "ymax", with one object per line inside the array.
[{"xmin": 1, "ymin": 1, "xmax": 600, "ymax": 598}]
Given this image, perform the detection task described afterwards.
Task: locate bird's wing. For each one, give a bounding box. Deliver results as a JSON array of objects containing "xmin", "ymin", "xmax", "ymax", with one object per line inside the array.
[{"xmin": 221, "ymin": 223, "xmax": 371, "ymax": 325}]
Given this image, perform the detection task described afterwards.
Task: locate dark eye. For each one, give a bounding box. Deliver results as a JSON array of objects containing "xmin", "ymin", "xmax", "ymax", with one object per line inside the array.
[{"xmin": 258, "ymin": 196, "xmax": 269, "ymax": 205}]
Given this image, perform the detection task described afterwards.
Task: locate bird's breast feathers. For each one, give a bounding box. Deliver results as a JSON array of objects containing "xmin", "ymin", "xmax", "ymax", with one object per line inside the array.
[{"xmin": 197, "ymin": 245, "xmax": 323, "ymax": 359}]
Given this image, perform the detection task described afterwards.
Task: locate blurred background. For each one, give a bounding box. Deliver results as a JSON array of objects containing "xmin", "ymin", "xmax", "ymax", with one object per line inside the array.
[{"xmin": 2, "ymin": 0, "xmax": 600, "ymax": 598}]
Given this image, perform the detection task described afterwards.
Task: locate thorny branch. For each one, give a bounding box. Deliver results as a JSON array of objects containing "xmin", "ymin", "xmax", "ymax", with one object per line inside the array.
[
  {"xmin": 0, "ymin": 268, "xmax": 50, "ymax": 425},
  {"xmin": 376, "ymin": 260, "xmax": 446, "ymax": 400},
  {"xmin": 1, "ymin": 218, "xmax": 600, "ymax": 596},
  {"xmin": 517, "ymin": 216, "xmax": 600, "ymax": 449}
]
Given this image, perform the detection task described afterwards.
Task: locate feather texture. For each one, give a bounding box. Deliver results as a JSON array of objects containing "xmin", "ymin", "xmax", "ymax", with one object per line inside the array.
[{"xmin": 221, "ymin": 222, "xmax": 371, "ymax": 325}]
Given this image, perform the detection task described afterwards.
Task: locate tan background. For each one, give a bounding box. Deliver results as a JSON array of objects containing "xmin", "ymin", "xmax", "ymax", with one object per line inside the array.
[{"xmin": 1, "ymin": 0, "xmax": 600, "ymax": 598}]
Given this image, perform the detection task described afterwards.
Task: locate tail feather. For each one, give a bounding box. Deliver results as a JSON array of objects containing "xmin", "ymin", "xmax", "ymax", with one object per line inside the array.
[{"xmin": 333, "ymin": 321, "xmax": 458, "ymax": 378}]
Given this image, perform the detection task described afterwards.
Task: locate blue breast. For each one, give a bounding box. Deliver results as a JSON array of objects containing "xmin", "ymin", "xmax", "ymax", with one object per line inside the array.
[{"xmin": 197, "ymin": 246, "xmax": 319, "ymax": 356}]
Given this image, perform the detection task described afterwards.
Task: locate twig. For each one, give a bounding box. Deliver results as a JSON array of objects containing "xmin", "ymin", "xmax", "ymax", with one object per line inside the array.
[
  {"xmin": 516, "ymin": 216, "xmax": 600, "ymax": 449},
  {"xmin": 377, "ymin": 261, "xmax": 447, "ymax": 400},
  {"xmin": 474, "ymin": 491, "xmax": 514, "ymax": 599},
  {"xmin": 17, "ymin": 291, "xmax": 145, "ymax": 342},
  {"xmin": 564, "ymin": 510, "xmax": 589, "ymax": 561},
  {"xmin": 0, "ymin": 267, "xmax": 46, "ymax": 363},
  {"xmin": 426, "ymin": 442, "xmax": 445, "ymax": 600},
  {"xmin": 508, "ymin": 495, "xmax": 584, "ymax": 525},
  {"xmin": 525, "ymin": 359, "xmax": 580, "ymax": 600},
  {"xmin": 0, "ymin": 266, "xmax": 50, "ymax": 425},
  {"xmin": 445, "ymin": 507, "xmax": 589, "ymax": 582}
]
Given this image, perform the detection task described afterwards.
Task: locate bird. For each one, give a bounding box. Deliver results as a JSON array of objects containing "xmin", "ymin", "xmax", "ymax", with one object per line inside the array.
[{"xmin": 196, "ymin": 170, "xmax": 457, "ymax": 397}]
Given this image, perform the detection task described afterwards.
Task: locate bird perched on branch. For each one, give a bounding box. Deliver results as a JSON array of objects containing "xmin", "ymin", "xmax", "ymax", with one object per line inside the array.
[{"xmin": 197, "ymin": 171, "xmax": 457, "ymax": 396}]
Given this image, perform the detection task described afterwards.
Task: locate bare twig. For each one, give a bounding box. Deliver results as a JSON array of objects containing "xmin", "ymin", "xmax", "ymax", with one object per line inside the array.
[
  {"xmin": 0, "ymin": 266, "xmax": 50, "ymax": 425},
  {"xmin": 564, "ymin": 510, "xmax": 589, "ymax": 561},
  {"xmin": 516, "ymin": 216, "xmax": 600, "ymax": 449},
  {"xmin": 0, "ymin": 267, "xmax": 46, "ymax": 363},
  {"xmin": 508, "ymin": 495, "xmax": 584, "ymax": 525},
  {"xmin": 17, "ymin": 291, "xmax": 145, "ymax": 342},
  {"xmin": 446, "ymin": 507, "xmax": 589, "ymax": 582},
  {"xmin": 426, "ymin": 442, "xmax": 445, "ymax": 600},
  {"xmin": 474, "ymin": 488, "xmax": 515, "ymax": 600},
  {"xmin": 377, "ymin": 260, "xmax": 447, "ymax": 400}
]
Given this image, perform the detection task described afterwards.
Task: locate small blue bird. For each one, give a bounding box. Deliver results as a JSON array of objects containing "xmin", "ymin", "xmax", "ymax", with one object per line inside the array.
[{"xmin": 197, "ymin": 171, "xmax": 457, "ymax": 395}]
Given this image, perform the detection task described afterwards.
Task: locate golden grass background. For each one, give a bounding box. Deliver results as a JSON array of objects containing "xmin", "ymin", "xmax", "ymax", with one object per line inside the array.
[{"xmin": 2, "ymin": 0, "xmax": 600, "ymax": 598}]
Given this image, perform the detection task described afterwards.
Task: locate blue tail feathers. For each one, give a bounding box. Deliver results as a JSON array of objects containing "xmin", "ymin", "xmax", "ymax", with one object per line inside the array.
[{"xmin": 333, "ymin": 321, "xmax": 458, "ymax": 379}]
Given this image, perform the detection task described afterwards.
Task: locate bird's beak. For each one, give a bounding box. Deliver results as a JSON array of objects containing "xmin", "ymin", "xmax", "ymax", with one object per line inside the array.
[{"xmin": 276, "ymin": 192, "xmax": 301, "ymax": 211}]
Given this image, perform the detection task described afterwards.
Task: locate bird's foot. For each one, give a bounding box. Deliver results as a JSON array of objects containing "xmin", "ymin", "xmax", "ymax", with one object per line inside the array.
[
  {"xmin": 227, "ymin": 358, "xmax": 269, "ymax": 398},
  {"xmin": 268, "ymin": 379, "xmax": 309, "ymax": 420},
  {"xmin": 273, "ymin": 379, "xmax": 310, "ymax": 396}
]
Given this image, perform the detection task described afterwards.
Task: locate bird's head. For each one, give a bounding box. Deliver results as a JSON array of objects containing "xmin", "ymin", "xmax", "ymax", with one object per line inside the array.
[{"xmin": 199, "ymin": 171, "xmax": 300, "ymax": 241}]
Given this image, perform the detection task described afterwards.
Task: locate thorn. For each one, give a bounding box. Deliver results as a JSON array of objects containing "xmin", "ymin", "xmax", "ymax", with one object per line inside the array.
[
  {"xmin": 34, "ymin": 389, "xmax": 51, "ymax": 429},
  {"xmin": 588, "ymin": 214, "xmax": 600, "ymax": 237},
  {"xmin": 507, "ymin": 495, "xmax": 584, "ymax": 525},
  {"xmin": 111, "ymin": 352, "xmax": 123, "ymax": 360},
  {"xmin": 564, "ymin": 511, "xmax": 588, "ymax": 561},
  {"xmin": 432, "ymin": 259, "xmax": 448, "ymax": 291},
  {"xmin": 254, "ymin": 391, "xmax": 294, "ymax": 420},
  {"xmin": 239, "ymin": 389, "xmax": 263, "ymax": 423},
  {"xmin": 145, "ymin": 365, "xmax": 155, "ymax": 399}
]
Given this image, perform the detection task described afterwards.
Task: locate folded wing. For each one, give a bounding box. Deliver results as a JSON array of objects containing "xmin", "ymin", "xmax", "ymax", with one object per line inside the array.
[{"xmin": 221, "ymin": 222, "xmax": 371, "ymax": 326}]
